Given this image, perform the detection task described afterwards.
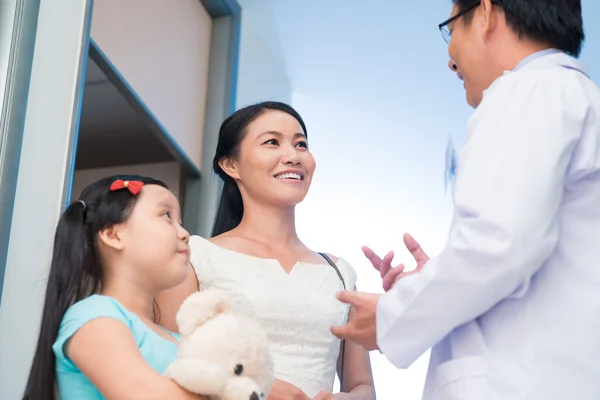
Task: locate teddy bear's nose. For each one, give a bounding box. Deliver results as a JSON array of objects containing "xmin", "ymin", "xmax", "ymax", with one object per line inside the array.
[{"xmin": 249, "ymin": 392, "xmax": 259, "ymax": 400}]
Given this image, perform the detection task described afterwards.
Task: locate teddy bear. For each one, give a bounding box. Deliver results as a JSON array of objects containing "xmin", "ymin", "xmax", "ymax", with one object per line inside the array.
[{"xmin": 165, "ymin": 288, "xmax": 274, "ymax": 400}]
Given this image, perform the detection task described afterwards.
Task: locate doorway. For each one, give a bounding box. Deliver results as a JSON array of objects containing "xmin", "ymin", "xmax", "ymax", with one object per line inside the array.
[{"xmin": 71, "ymin": 42, "xmax": 196, "ymax": 206}]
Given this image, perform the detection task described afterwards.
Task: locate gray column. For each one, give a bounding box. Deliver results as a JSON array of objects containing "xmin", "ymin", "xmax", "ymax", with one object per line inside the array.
[
  {"xmin": 184, "ymin": 8, "xmax": 240, "ymax": 237},
  {"xmin": 0, "ymin": 0, "xmax": 40, "ymax": 303},
  {"xmin": 0, "ymin": 0, "xmax": 93, "ymax": 397}
]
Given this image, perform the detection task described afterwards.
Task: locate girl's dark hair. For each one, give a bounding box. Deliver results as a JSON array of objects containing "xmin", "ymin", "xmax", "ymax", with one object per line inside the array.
[
  {"xmin": 211, "ymin": 101, "xmax": 308, "ymax": 237},
  {"xmin": 23, "ymin": 175, "xmax": 166, "ymax": 400}
]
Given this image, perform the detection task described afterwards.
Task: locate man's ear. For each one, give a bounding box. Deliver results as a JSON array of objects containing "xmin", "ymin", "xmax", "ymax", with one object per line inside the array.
[
  {"xmin": 479, "ymin": 0, "xmax": 499, "ymax": 40},
  {"xmin": 98, "ymin": 225, "xmax": 124, "ymax": 251},
  {"xmin": 218, "ymin": 157, "xmax": 241, "ymax": 180}
]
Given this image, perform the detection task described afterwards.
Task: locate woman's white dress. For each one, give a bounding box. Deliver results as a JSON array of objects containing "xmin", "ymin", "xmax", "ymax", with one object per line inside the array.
[{"xmin": 188, "ymin": 235, "xmax": 357, "ymax": 397}]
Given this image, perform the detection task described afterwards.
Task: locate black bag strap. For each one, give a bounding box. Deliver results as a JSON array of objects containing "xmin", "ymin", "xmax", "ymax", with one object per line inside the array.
[
  {"xmin": 318, "ymin": 252, "xmax": 346, "ymax": 391},
  {"xmin": 319, "ymin": 253, "xmax": 346, "ymax": 290}
]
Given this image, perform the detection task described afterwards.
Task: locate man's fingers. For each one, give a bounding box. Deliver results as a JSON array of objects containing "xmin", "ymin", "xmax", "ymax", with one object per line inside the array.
[
  {"xmin": 378, "ymin": 251, "xmax": 394, "ymax": 278},
  {"xmin": 361, "ymin": 246, "xmax": 383, "ymax": 270},
  {"xmin": 382, "ymin": 265, "xmax": 405, "ymax": 292},
  {"xmin": 393, "ymin": 274, "xmax": 403, "ymax": 287},
  {"xmin": 404, "ymin": 233, "xmax": 429, "ymax": 264},
  {"xmin": 330, "ymin": 324, "xmax": 351, "ymax": 340},
  {"xmin": 393, "ymin": 270, "xmax": 417, "ymax": 284},
  {"xmin": 312, "ymin": 391, "xmax": 333, "ymax": 400},
  {"xmin": 292, "ymin": 388, "xmax": 311, "ymax": 400},
  {"xmin": 361, "ymin": 245, "xmax": 375, "ymax": 259},
  {"xmin": 336, "ymin": 290, "xmax": 359, "ymax": 306}
]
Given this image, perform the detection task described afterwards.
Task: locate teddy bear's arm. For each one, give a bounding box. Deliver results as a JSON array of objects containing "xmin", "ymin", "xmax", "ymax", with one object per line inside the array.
[{"xmin": 165, "ymin": 359, "xmax": 228, "ymax": 397}]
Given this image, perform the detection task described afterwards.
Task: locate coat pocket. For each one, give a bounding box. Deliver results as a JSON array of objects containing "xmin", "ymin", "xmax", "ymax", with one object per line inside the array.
[
  {"xmin": 433, "ymin": 355, "xmax": 528, "ymax": 400},
  {"xmin": 435, "ymin": 355, "xmax": 489, "ymax": 387}
]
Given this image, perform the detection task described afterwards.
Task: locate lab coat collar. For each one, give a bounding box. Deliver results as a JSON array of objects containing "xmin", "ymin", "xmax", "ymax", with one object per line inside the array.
[
  {"xmin": 481, "ymin": 51, "xmax": 589, "ymax": 99},
  {"xmin": 504, "ymin": 49, "xmax": 589, "ymax": 76},
  {"xmin": 512, "ymin": 48, "xmax": 563, "ymax": 71}
]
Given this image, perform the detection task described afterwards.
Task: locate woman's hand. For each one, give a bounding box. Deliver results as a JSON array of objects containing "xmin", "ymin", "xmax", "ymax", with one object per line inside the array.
[{"xmin": 267, "ymin": 379, "xmax": 310, "ymax": 400}]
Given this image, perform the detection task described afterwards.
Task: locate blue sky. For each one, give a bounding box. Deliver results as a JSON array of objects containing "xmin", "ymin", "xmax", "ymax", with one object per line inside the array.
[{"xmin": 267, "ymin": 1, "xmax": 600, "ymax": 398}]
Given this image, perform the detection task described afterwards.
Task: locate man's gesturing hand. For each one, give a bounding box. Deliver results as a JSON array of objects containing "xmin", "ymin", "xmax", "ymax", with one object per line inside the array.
[{"xmin": 362, "ymin": 233, "xmax": 430, "ymax": 291}]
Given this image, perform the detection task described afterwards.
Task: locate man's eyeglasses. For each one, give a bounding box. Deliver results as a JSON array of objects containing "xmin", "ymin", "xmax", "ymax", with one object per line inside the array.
[{"xmin": 438, "ymin": 1, "xmax": 501, "ymax": 44}]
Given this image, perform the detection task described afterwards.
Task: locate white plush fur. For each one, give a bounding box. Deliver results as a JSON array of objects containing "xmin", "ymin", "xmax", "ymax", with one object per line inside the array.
[{"xmin": 165, "ymin": 289, "xmax": 274, "ymax": 400}]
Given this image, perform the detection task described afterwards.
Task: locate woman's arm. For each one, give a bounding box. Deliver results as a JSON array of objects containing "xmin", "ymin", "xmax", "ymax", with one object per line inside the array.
[
  {"xmin": 267, "ymin": 379, "xmax": 312, "ymax": 400},
  {"xmin": 67, "ymin": 318, "xmax": 206, "ymax": 400},
  {"xmin": 336, "ymin": 289, "xmax": 376, "ymax": 400},
  {"xmin": 155, "ymin": 263, "xmax": 199, "ymax": 332}
]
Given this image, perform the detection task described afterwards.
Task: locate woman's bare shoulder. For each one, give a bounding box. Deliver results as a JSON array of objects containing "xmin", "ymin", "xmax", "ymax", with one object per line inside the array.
[
  {"xmin": 190, "ymin": 234, "xmax": 240, "ymax": 249},
  {"xmin": 208, "ymin": 234, "xmax": 232, "ymax": 245},
  {"xmin": 207, "ymin": 233, "xmax": 250, "ymax": 250}
]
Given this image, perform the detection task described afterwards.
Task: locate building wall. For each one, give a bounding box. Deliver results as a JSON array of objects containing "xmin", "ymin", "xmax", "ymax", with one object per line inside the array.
[
  {"xmin": 91, "ymin": 0, "xmax": 213, "ymax": 171},
  {"xmin": 192, "ymin": 0, "xmax": 293, "ymax": 236},
  {"xmin": 0, "ymin": 0, "xmax": 290, "ymax": 397},
  {"xmin": 72, "ymin": 162, "xmax": 183, "ymax": 201},
  {"xmin": 0, "ymin": 2, "xmax": 93, "ymax": 398},
  {"xmin": 235, "ymin": 0, "xmax": 292, "ymax": 107},
  {"xmin": 0, "ymin": 0, "xmax": 39, "ymax": 308}
]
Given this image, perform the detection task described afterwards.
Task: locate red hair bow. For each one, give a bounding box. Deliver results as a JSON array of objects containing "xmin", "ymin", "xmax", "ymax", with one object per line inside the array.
[{"xmin": 110, "ymin": 179, "xmax": 144, "ymax": 195}]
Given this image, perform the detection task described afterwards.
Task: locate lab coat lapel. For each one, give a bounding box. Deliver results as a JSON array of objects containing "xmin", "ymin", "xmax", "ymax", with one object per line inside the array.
[{"xmin": 444, "ymin": 137, "xmax": 456, "ymax": 194}]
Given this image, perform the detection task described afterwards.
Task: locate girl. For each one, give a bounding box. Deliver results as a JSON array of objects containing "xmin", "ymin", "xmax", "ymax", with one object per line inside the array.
[
  {"xmin": 24, "ymin": 175, "xmax": 204, "ymax": 400},
  {"xmin": 156, "ymin": 103, "xmax": 376, "ymax": 400}
]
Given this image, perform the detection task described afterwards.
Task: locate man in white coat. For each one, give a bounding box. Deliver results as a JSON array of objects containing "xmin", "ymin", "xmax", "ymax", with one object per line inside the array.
[{"xmin": 331, "ymin": 0, "xmax": 600, "ymax": 399}]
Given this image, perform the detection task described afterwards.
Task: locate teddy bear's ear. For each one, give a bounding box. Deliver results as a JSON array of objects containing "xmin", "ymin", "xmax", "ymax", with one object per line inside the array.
[{"xmin": 176, "ymin": 289, "xmax": 232, "ymax": 336}]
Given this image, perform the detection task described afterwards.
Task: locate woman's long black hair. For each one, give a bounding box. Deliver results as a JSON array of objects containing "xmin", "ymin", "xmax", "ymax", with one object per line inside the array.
[
  {"xmin": 23, "ymin": 175, "xmax": 166, "ymax": 400},
  {"xmin": 211, "ymin": 101, "xmax": 308, "ymax": 237}
]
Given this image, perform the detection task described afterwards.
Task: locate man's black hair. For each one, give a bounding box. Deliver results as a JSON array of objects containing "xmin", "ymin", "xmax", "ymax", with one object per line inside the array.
[{"xmin": 454, "ymin": 0, "xmax": 584, "ymax": 57}]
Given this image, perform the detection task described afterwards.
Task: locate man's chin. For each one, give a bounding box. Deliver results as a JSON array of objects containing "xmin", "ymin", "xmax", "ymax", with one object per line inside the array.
[{"xmin": 466, "ymin": 92, "xmax": 482, "ymax": 109}]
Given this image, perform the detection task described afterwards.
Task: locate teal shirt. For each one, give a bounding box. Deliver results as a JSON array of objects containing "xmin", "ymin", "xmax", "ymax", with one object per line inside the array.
[{"xmin": 52, "ymin": 295, "xmax": 180, "ymax": 399}]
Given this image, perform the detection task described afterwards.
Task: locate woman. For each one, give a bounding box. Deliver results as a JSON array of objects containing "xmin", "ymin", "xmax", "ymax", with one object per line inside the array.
[{"xmin": 156, "ymin": 102, "xmax": 375, "ymax": 400}]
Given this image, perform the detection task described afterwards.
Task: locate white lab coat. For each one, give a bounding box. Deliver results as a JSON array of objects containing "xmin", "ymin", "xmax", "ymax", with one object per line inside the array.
[{"xmin": 377, "ymin": 52, "xmax": 600, "ymax": 400}]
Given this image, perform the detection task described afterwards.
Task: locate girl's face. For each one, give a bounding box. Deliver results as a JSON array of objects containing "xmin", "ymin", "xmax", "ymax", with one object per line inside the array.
[
  {"xmin": 107, "ymin": 185, "xmax": 190, "ymax": 292},
  {"xmin": 223, "ymin": 110, "xmax": 316, "ymax": 208}
]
